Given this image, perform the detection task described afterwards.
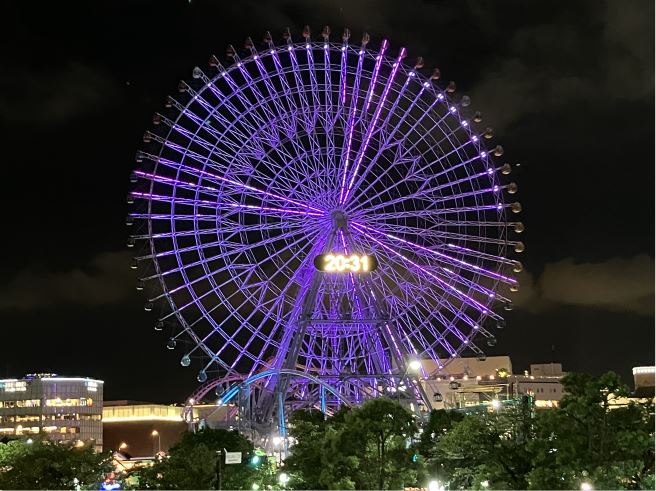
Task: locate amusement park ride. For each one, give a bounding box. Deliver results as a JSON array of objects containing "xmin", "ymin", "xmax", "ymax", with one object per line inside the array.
[{"xmin": 127, "ymin": 25, "xmax": 523, "ymax": 452}]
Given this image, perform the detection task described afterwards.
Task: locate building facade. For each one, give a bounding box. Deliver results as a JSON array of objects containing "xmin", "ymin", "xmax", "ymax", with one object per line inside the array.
[
  {"xmin": 103, "ymin": 401, "xmax": 186, "ymax": 456},
  {"xmin": 0, "ymin": 374, "xmax": 103, "ymax": 450},
  {"xmin": 414, "ymin": 358, "xmax": 566, "ymax": 411},
  {"xmin": 508, "ymin": 363, "xmax": 565, "ymax": 408}
]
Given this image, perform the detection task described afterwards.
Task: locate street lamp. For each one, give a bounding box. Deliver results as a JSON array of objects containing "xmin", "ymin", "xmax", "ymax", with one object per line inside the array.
[
  {"xmin": 278, "ymin": 473, "xmax": 290, "ymax": 488},
  {"xmin": 151, "ymin": 430, "xmax": 161, "ymax": 454},
  {"xmin": 398, "ymin": 359, "xmax": 422, "ymax": 404},
  {"xmin": 428, "ymin": 480, "xmax": 445, "ymax": 491},
  {"xmin": 580, "ymin": 482, "xmax": 593, "ymax": 491},
  {"xmin": 119, "ymin": 442, "xmax": 128, "ymax": 451},
  {"xmin": 481, "ymin": 480, "xmax": 490, "ymax": 488}
]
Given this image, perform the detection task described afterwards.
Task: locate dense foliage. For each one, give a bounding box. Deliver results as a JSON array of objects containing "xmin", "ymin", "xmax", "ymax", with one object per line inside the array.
[
  {"xmin": 284, "ymin": 398, "xmax": 425, "ymax": 489},
  {"xmin": 429, "ymin": 371, "xmax": 654, "ymax": 490},
  {"xmin": 284, "ymin": 372, "xmax": 654, "ymax": 490},
  {"xmin": 0, "ymin": 371, "xmax": 651, "ymax": 490},
  {"xmin": 0, "ymin": 438, "xmax": 111, "ymax": 490},
  {"xmin": 126, "ymin": 428, "xmax": 277, "ymax": 490}
]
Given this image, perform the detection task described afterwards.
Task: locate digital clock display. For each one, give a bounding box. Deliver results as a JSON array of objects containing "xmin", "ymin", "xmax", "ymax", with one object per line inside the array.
[{"xmin": 314, "ymin": 254, "xmax": 378, "ymax": 273}]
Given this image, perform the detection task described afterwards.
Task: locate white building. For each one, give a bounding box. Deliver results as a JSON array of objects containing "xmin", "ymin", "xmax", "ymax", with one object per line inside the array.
[
  {"xmin": 412, "ymin": 357, "xmax": 567, "ymax": 411},
  {"xmin": 417, "ymin": 356, "xmax": 514, "ymax": 410},
  {"xmin": 0, "ymin": 373, "xmax": 103, "ymax": 451},
  {"xmin": 508, "ymin": 363, "xmax": 565, "ymax": 408}
]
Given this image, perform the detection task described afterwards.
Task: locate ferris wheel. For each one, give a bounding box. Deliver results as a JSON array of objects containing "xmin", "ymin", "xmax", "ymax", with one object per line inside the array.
[{"xmin": 128, "ymin": 26, "xmax": 523, "ymax": 422}]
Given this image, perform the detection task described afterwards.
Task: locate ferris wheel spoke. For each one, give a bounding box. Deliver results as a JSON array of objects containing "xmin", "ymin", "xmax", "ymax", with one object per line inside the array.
[
  {"xmin": 134, "ymin": 223, "xmax": 299, "ymax": 262},
  {"xmin": 374, "ymin": 256, "xmax": 482, "ymax": 339},
  {"xmin": 155, "ymin": 229, "xmax": 317, "ymax": 335},
  {"xmin": 303, "ymin": 43, "xmax": 335, "ymax": 199},
  {"xmin": 342, "ymin": 44, "xmax": 408, "ymax": 205},
  {"xmin": 346, "ymin": 88, "xmax": 441, "ymax": 206},
  {"xmin": 268, "ymin": 48, "xmax": 330, "ymax": 191},
  {"xmin": 224, "ymin": 66, "xmax": 331, "ymax": 204},
  {"xmin": 347, "ymin": 150, "xmax": 489, "ymax": 216},
  {"xmin": 144, "ymin": 225, "xmax": 314, "ymax": 286},
  {"xmin": 353, "ymin": 223, "xmax": 497, "ymax": 318},
  {"xmin": 140, "ymin": 155, "xmax": 323, "ymax": 213},
  {"xmin": 337, "ymin": 44, "xmax": 366, "ymax": 205},
  {"xmin": 187, "ymin": 238, "xmax": 313, "ymax": 363},
  {"xmin": 383, "ymin": 279, "xmax": 472, "ymax": 353},
  {"xmin": 288, "ymin": 43, "xmax": 321, "ymax": 136},
  {"xmin": 231, "ymin": 64, "xmax": 325, "ymax": 193},
  {"xmin": 353, "ymin": 221, "xmax": 517, "ymax": 279},
  {"xmin": 194, "ymin": 274, "xmax": 296, "ymax": 370},
  {"xmin": 352, "ymin": 234, "xmax": 488, "ymax": 341},
  {"xmin": 131, "ymin": 191, "xmax": 323, "ymax": 220},
  {"xmin": 339, "ymin": 42, "xmax": 392, "ymax": 205}
]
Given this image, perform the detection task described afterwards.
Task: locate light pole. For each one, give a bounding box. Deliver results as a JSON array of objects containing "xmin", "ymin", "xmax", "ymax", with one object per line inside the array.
[
  {"xmin": 398, "ymin": 359, "xmax": 422, "ymax": 405},
  {"xmin": 151, "ymin": 430, "xmax": 161, "ymax": 455},
  {"xmin": 278, "ymin": 473, "xmax": 290, "ymax": 489},
  {"xmin": 272, "ymin": 435, "xmax": 283, "ymax": 464}
]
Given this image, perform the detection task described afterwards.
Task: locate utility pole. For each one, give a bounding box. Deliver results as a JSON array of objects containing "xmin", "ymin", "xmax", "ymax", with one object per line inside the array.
[{"xmin": 215, "ymin": 449, "xmax": 222, "ymax": 491}]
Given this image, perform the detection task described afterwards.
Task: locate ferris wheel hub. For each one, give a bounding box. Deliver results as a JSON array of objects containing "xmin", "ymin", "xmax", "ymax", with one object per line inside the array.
[{"xmin": 330, "ymin": 209, "xmax": 348, "ymax": 229}]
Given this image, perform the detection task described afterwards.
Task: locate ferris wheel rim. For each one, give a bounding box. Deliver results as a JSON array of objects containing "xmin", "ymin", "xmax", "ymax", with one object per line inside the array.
[{"xmin": 129, "ymin": 32, "xmax": 523, "ymax": 381}]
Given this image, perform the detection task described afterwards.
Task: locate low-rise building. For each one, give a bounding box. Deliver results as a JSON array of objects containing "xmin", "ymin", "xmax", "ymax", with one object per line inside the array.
[
  {"xmin": 508, "ymin": 363, "xmax": 565, "ymax": 408},
  {"xmin": 0, "ymin": 373, "xmax": 103, "ymax": 451},
  {"xmin": 102, "ymin": 400, "xmax": 186, "ymax": 455}
]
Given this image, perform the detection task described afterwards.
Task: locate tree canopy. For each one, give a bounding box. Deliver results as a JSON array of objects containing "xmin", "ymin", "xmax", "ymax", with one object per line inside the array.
[
  {"xmin": 284, "ymin": 398, "xmax": 426, "ymax": 490},
  {"xmin": 429, "ymin": 371, "xmax": 654, "ymax": 490},
  {"xmin": 0, "ymin": 438, "xmax": 111, "ymax": 490},
  {"xmin": 126, "ymin": 428, "xmax": 277, "ymax": 490}
]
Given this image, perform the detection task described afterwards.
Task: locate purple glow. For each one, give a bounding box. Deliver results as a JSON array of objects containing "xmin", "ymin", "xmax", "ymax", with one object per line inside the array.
[
  {"xmin": 352, "ymin": 222, "xmax": 517, "ymax": 284},
  {"xmin": 342, "ymin": 46, "xmax": 404, "ymax": 204},
  {"xmin": 352, "ymin": 223, "xmax": 492, "ymax": 314},
  {"xmin": 130, "ymin": 41, "xmax": 516, "ymax": 415}
]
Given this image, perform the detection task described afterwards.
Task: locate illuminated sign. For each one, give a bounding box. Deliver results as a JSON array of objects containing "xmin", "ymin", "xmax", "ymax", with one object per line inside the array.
[{"xmin": 314, "ymin": 254, "xmax": 378, "ymax": 273}]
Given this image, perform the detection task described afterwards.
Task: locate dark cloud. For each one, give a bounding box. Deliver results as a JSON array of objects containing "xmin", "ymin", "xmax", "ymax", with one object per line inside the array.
[
  {"xmin": 470, "ymin": 0, "xmax": 653, "ymax": 130},
  {"xmin": 0, "ymin": 251, "xmax": 133, "ymax": 310},
  {"xmin": 0, "ymin": 62, "xmax": 117, "ymax": 125},
  {"xmin": 513, "ymin": 254, "xmax": 654, "ymax": 316}
]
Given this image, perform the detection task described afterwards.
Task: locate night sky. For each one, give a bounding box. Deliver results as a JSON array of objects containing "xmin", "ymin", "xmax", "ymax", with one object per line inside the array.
[{"xmin": 1, "ymin": 0, "xmax": 653, "ymax": 403}]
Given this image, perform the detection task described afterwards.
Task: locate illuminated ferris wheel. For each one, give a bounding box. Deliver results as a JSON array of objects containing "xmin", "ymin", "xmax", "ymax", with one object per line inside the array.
[{"xmin": 128, "ymin": 26, "xmax": 523, "ymax": 427}]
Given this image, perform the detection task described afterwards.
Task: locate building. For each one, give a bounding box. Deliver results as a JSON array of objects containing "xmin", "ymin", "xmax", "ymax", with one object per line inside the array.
[
  {"xmin": 102, "ymin": 401, "xmax": 186, "ymax": 455},
  {"xmin": 608, "ymin": 366, "xmax": 655, "ymax": 409},
  {"xmin": 412, "ymin": 357, "xmax": 567, "ymax": 411},
  {"xmin": 418, "ymin": 356, "xmax": 514, "ymax": 411},
  {"xmin": 508, "ymin": 363, "xmax": 565, "ymax": 408},
  {"xmin": 0, "ymin": 373, "xmax": 103, "ymax": 451},
  {"xmin": 632, "ymin": 366, "xmax": 655, "ymax": 396}
]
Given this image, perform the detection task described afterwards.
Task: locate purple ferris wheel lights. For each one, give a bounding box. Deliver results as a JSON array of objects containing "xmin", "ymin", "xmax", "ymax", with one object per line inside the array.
[{"xmin": 128, "ymin": 29, "xmax": 523, "ymax": 415}]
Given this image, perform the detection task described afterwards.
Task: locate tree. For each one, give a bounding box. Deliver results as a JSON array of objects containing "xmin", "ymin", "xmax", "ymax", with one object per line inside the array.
[
  {"xmin": 0, "ymin": 438, "xmax": 111, "ymax": 490},
  {"xmin": 128, "ymin": 428, "xmax": 276, "ymax": 490},
  {"xmin": 431, "ymin": 405, "xmax": 534, "ymax": 490},
  {"xmin": 417, "ymin": 409, "xmax": 464, "ymax": 458},
  {"xmin": 285, "ymin": 399, "xmax": 425, "ymax": 490},
  {"xmin": 526, "ymin": 371, "xmax": 655, "ymax": 490},
  {"xmin": 427, "ymin": 371, "xmax": 655, "ymax": 490}
]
